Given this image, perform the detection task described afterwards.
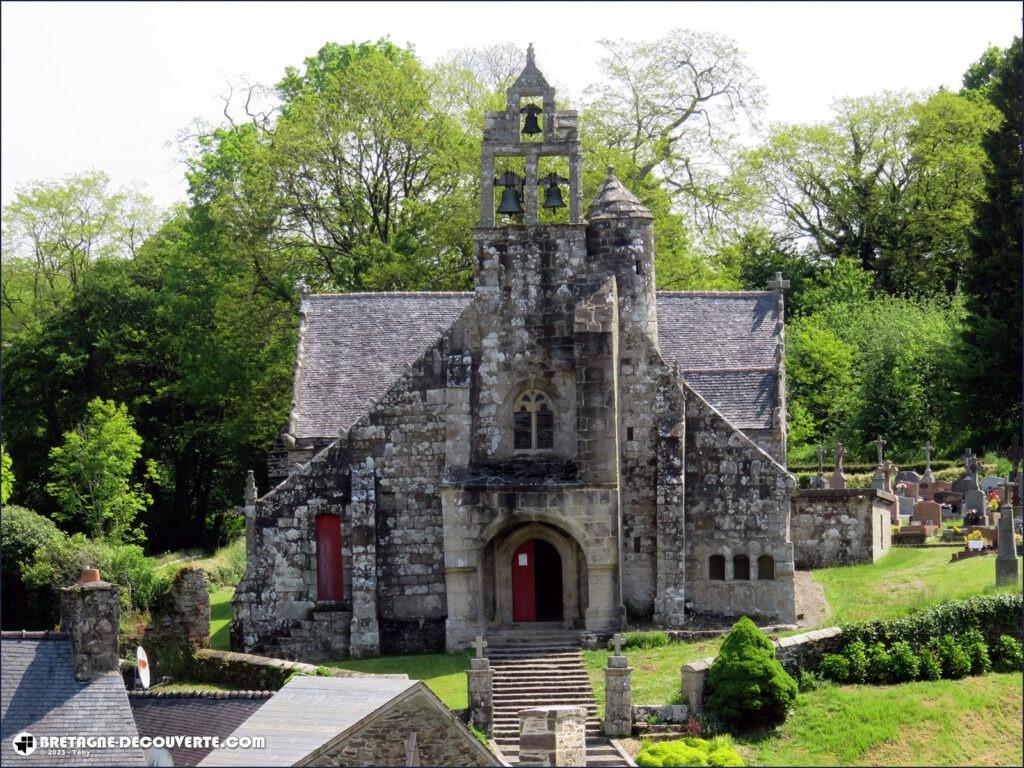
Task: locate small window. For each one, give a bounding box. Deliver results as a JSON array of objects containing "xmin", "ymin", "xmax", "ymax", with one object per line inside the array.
[
  {"xmin": 626, "ymin": 426, "xmax": 634, "ymax": 442},
  {"xmin": 709, "ymin": 555, "xmax": 725, "ymax": 581},
  {"xmin": 734, "ymin": 555, "xmax": 750, "ymax": 581},
  {"xmin": 757, "ymin": 555, "xmax": 775, "ymax": 580},
  {"xmin": 513, "ymin": 390, "xmax": 555, "ymax": 452},
  {"xmin": 634, "ymin": 536, "xmax": 642, "ymax": 554}
]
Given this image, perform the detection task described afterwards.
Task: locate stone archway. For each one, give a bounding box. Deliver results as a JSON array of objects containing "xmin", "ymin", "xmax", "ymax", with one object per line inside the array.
[{"xmin": 489, "ymin": 522, "xmax": 586, "ymax": 629}]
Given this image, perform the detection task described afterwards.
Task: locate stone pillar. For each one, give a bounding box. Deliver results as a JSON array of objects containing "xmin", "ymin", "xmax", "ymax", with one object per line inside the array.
[
  {"xmin": 467, "ymin": 656, "xmax": 493, "ymax": 736},
  {"xmin": 243, "ymin": 470, "xmax": 257, "ymax": 556},
  {"xmin": 604, "ymin": 653, "xmax": 632, "ymax": 737},
  {"xmin": 518, "ymin": 706, "xmax": 586, "ymax": 767},
  {"xmin": 349, "ymin": 463, "xmax": 380, "ymax": 658},
  {"xmin": 60, "ymin": 567, "xmax": 120, "ymax": 682},
  {"xmin": 654, "ymin": 409, "xmax": 686, "ymax": 627},
  {"xmin": 996, "ymin": 504, "xmax": 1019, "ymax": 586},
  {"xmin": 680, "ymin": 657, "xmax": 713, "ymax": 714},
  {"xmin": 525, "ymin": 147, "xmax": 539, "ymax": 225},
  {"xmin": 152, "ymin": 566, "xmax": 210, "ymax": 647}
]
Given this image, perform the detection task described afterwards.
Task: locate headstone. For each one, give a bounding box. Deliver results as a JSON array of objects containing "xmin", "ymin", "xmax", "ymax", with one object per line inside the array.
[
  {"xmin": 922, "ymin": 442, "xmax": 937, "ymax": 483},
  {"xmin": 897, "ymin": 496, "xmax": 915, "ymax": 523},
  {"xmin": 913, "ymin": 500, "xmax": 942, "ymax": 527},
  {"xmin": 830, "ymin": 443, "xmax": 849, "ymax": 490},
  {"xmin": 962, "ymin": 449, "xmax": 980, "ymax": 491},
  {"xmin": 896, "ymin": 469, "xmax": 921, "ymax": 485},
  {"xmin": 996, "ymin": 482, "xmax": 1019, "ymax": 586},
  {"xmin": 982, "ymin": 476, "xmax": 1006, "ymax": 493}
]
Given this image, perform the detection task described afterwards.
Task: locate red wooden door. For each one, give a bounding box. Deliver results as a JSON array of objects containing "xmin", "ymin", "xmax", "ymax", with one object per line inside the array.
[
  {"xmin": 512, "ymin": 540, "xmax": 536, "ymax": 622},
  {"xmin": 316, "ymin": 514, "xmax": 344, "ymax": 602}
]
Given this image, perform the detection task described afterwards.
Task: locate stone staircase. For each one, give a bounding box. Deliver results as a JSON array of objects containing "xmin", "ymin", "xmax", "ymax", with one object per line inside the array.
[{"xmin": 488, "ymin": 625, "xmax": 629, "ymax": 767}]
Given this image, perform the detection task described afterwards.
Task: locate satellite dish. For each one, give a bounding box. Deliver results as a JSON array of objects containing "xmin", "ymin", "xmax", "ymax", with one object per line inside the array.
[
  {"xmin": 144, "ymin": 747, "xmax": 173, "ymax": 766},
  {"xmin": 136, "ymin": 646, "xmax": 151, "ymax": 690}
]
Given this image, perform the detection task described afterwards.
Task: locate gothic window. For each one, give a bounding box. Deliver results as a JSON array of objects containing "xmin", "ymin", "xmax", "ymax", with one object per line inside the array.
[
  {"xmin": 734, "ymin": 555, "xmax": 751, "ymax": 581},
  {"xmin": 757, "ymin": 555, "xmax": 775, "ymax": 580},
  {"xmin": 709, "ymin": 555, "xmax": 725, "ymax": 581},
  {"xmin": 514, "ymin": 390, "xmax": 555, "ymax": 451}
]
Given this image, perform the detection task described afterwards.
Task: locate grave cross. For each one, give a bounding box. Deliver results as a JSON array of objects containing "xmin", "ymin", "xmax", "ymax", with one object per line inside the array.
[
  {"xmin": 834, "ymin": 443, "xmax": 847, "ymax": 471},
  {"xmin": 922, "ymin": 441, "xmax": 935, "ymax": 480},
  {"xmin": 963, "ymin": 448, "xmax": 977, "ymax": 471},
  {"xmin": 999, "ymin": 435, "xmax": 1022, "ymax": 506},
  {"xmin": 816, "ymin": 445, "xmax": 825, "ymax": 474},
  {"xmin": 767, "ymin": 271, "xmax": 791, "ymax": 291},
  {"xmin": 875, "ymin": 436, "xmax": 886, "ymax": 466},
  {"xmin": 611, "ymin": 633, "xmax": 624, "ymax": 656},
  {"xmin": 472, "ymin": 635, "xmax": 488, "ymax": 659},
  {"xmin": 881, "ymin": 460, "xmax": 898, "ymax": 493}
]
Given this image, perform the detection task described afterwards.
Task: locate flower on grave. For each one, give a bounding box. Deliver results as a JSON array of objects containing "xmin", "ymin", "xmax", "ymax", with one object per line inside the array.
[
  {"xmin": 964, "ymin": 530, "xmax": 985, "ymax": 542},
  {"xmin": 987, "ymin": 490, "xmax": 1001, "ymax": 511}
]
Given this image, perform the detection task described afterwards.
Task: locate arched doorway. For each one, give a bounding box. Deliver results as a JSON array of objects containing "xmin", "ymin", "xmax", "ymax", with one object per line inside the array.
[{"xmin": 511, "ymin": 539, "xmax": 563, "ymax": 622}]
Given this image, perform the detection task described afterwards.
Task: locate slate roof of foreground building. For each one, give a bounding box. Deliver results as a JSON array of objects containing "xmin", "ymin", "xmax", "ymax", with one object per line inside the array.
[
  {"xmin": 128, "ymin": 690, "xmax": 273, "ymax": 766},
  {"xmin": 288, "ymin": 289, "xmax": 781, "ymax": 441},
  {"xmin": 0, "ymin": 632, "xmax": 146, "ymax": 767}
]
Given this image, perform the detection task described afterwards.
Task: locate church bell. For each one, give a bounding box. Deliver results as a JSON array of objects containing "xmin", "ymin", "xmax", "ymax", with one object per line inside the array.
[
  {"xmin": 521, "ymin": 104, "xmax": 542, "ymax": 136},
  {"xmin": 497, "ymin": 186, "xmax": 525, "ymax": 215},
  {"xmin": 540, "ymin": 172, "xmax": 568, "ymax": 209}
]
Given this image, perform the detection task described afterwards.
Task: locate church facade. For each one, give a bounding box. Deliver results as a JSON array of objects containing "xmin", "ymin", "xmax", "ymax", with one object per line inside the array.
[{"xmin": 232, "ymin": 49, "xmax": 797, "ymax": 661}]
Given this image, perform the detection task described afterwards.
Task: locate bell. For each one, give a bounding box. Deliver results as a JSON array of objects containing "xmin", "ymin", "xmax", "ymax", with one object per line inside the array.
[
  {"xmin": 497, "ymin": 186, "xmax": 524, "ymax": 215},
  {"xmin": 542, "ymin": 182, "xmax": 566, "ymax": 209},
  {"xmin": 521, "ymin": 105, "xmax": 542, "ymax": 136}
]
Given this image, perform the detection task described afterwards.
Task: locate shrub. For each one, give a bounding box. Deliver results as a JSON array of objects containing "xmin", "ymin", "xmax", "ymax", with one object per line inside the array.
[
  {"xmin": 918, "ymin": 647, "xmax": 943, "ymax": 680},
  {"xmin": 636, "ymin": 737, "xmax": 744, "ymax": 767},
  {"xmin": 865, "ymin": 642, "xmax": 892, "ymax": 683},
  {"xmin": 819, "ymin": 653, "xmax": 850, "ymax": 682},
  {"xmin": 622, "ymin": 630, "xmax": 671, "ymax": 650},
  {"xmin": 705, "ymin": 617, "xmax": 797, "ymax": 729},
  {"xmin": 843, "ymin": 640, "xmax": 869, "ymax": 683},
  {"xmin": 930, "ymin": 636, "xmax": 972, "ymax": 679},
  {"xmin": 0, "ymin": 506, "xmax": 65, "ymax": 627},
  {"xmin": 840, "ymin": 593, "xmax": 1021, "ymax": 648},
  {"xmin": 887, "ymin": 641, "xmax": 920, "ymax": 682},
  {"xmin": 796, "ymin": 669, "xmax": 820, "ymax": 691},
  {"xmin": 961, "ymin": 629, "xmax": 991, "ymax": 674},
  {"xmin": 992, "ymin": 635, "xmax": 1023, "ymax": 672}
]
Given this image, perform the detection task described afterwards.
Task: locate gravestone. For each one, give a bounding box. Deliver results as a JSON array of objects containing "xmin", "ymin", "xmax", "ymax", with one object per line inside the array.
[
  {"xmin": 996, "ymin": 498, "xmax": 1019, "ymax": 586},
  {"xmin": 897, "ymin": 496, "xmax": 915, "ymax": 523},
  {"xmin": 871, "ymin": 436, "xmax": 887, "ymax": 490},
  {"xmin": 811, "ymin": 445, "xmax": 828, "ymax": 489},
  {"xmin": 830, "ymin": 443, "xmax": 849, "ymax": 490},
  {"xmin": 881, "ymin": 460, "xmax": 897, "ymax": 494},
  {"xmin": 982, "ymin": 476, "xmax": 1006, "ymax": 493},
  {"xmin": 913, "ymin": 500, "xmax": 942, "ymax": 527}
]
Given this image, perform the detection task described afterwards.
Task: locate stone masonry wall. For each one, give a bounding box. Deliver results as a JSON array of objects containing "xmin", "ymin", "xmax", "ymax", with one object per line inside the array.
[
  {"xmin": 791, "ymin": 489, "xmax": 895, "ymax": 568},
  {"xmin": 683, "ymin": 390, "xmax": 797, "ymax": 624},
  {"xmin": 314, "ymin": 690, "xmax": 498, "ymax": 767}
]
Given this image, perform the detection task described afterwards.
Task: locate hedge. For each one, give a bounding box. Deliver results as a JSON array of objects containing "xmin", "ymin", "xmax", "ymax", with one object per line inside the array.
[{"xmin": 839, "ymin": 593, "xmax": 1022, "ymax": 648}]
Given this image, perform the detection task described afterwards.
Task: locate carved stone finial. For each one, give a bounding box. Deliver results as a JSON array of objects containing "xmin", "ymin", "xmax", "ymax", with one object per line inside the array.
[
  {"xmin": 295, "ymin": 278, "xmax": 310, "ymax": 298},
  {"xmin": 767, "ymin": 271, "xmax": 790, "ymax": 292},
  {"xmin": 244, "ymin": 470, "xmax": 257, "ymax": 505},
  {"xmin": 526, "ymin": 42, "xmax": 535, "ymax": 67}
]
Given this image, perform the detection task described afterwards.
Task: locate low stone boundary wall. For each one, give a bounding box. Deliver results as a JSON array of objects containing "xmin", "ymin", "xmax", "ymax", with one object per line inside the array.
[
  {"xmin": 632, "ymin": 704, "xmax": 689, "ymax": 724},
  {"xmin": 580, "ymin": 623, "xmax": 797, "ymax": 649},
  {"xmin": 681, "ymin": 627, "xmax": 843, "ymax": 712},
  {"xmin": 191, "ymin": 648, "xmax": 403, "ymax": 690}
]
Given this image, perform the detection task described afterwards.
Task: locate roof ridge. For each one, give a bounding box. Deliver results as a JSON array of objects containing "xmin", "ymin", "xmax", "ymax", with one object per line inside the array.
[
  {"xmin": 128, "ymin": 689, "xmax": 274, "ymax": 699},
  {"xmin": 307, "ymin": 291, "xmax": 474, "ymax": 299},
  {"xmin": 681, "ymin": 365, "xmax": 778, "ymax": 373},
  {"xmin": 656, "ymin": 291, "xmax": 773, "ymax": 297},
  {"xmin": 1, "ymin": 630, "xmax": 69, "ymax": 640}
]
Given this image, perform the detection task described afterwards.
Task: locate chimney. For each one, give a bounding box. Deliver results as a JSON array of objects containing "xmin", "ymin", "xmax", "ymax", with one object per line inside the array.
[{"xmin": 60, "ymin": 566, "xmax": 120, "ymax": 681}]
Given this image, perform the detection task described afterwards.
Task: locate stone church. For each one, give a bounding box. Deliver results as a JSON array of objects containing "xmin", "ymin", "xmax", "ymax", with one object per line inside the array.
[{"xmin": 232, "ymin": 48, "xmax": 797, "ymax": 662}]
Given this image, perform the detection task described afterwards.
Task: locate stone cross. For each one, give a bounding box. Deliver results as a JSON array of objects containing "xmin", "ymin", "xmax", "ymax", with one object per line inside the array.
[
  {"xmin": 834, "ymin": 443, "xmax": 847, "ymax": 471},
  {"xmin": 767, "ymin": 272, "xmax": 790, "ymax": 292},
  {"xmin": 999, "ymin": 435, "xmax": 1022, "ymax": 506},
  {"xmin": 881, "ymin": 460, "xmax": 898, "ymax": 493},
  {"xmin": 611, "ymin": 633, "xmax": 624, "ymax": 656},
  {"xmin": 875, "ymin": 436, "xmax": 887, "ymax": 467},
  {"xmin": 813, "ymin": 445, "xmax": 828, "ymax": 488},
  {"xmin": 922, "ymin": 441, "xmax": 936, "ymax": 483},
  {"xmin": 831, "ymin": 443, "xmax": 849, "ymax": 490},
  {"xmin": 473, "ymin": 635, "xmax": 488, "ymax": 659}
]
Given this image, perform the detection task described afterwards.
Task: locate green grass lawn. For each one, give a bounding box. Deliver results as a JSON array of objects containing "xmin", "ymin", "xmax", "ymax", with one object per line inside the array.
[
  {"xmin": 812, "ymin": 546, "xmax": 1022, "ymax": 625},
  {"xmin": 209, "ymin": 586, "xmax": 233, "ymax": 651},
  {"xmin": 734, "ymin": 672, "xmax": 1023, "ymax": 766},
  {"xmin": 326, "ymin": 652, "xmax": 471, "ymax": 709}
]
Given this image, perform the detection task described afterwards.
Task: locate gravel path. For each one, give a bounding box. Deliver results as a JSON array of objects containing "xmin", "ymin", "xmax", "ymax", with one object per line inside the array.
[{"xmin": 794, "ymin": 569, "xmax": 832, "ymax": 627}]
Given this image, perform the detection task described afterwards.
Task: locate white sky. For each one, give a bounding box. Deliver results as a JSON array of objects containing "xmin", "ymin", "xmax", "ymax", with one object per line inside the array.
[{"xmin": 2, "ymin": 1, "xmax": 1020, "ymax": 209}]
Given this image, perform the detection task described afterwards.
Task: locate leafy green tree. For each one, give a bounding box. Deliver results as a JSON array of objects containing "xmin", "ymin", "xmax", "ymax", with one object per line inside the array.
[
  {"xmin": 0, "ymin": 505, "xmax": 63, "ymax": 627},
  {"xmin": 705, "ymin": 616, "xmax": 797, "ymax": 728},
  {"xmin": 46, "ymin": 398, "xmax": 153, "ymax": 542},
  {"xmin": 0, "ymin": 445, "xmax": 13, "ymax": 505},
  {"xmin": 956, "ymin": 37, "xmax": 1022, "ymax": 449},
  {"xmin": 1, "ymin": 171, "xmax": 158, "ymax": 341}
]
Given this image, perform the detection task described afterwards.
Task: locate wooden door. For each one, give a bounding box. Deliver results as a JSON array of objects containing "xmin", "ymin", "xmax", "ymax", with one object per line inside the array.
[
  {"xmin": 316, "ymin": 514, "xmax": 344, "ymax": 602},
  {"xmin": 511, "ymin": 540, "xmax": 536, "ymax": 622}
]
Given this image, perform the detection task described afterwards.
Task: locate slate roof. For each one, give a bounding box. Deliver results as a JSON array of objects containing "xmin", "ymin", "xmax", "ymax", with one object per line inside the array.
[
  {"xmin": 290, "ymin": 289, "xmax": 781, "ymax": 442},
  {"xmin": 1, "ymin": 633, "xmax": 145, "ymax": 766},
  {"xmin": 588, "ymin": 171, "xmax": 654, "ymax": 220},
  {"xmin": 129, "ymin": 690, "xmax": 272, "ymax": 766},
  {"xmin": 199, "ymin": 676, "xmax": 419, "ymax": 766}
]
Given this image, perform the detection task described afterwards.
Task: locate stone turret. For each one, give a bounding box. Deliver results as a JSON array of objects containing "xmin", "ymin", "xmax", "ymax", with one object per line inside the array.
[
  {"xmin": 585, "ymin": 168, "xmax": 657, "ymax": 350},
  {"xmin": 60, "ymin": 566, "xmax": 120, "ymax": 681}
]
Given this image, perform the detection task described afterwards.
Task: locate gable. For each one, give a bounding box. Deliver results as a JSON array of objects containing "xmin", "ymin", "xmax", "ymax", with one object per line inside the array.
[
  {"xmin": 1, "ymin": 634, "xmax": 145, "ymax": 767},
  {"xmin": 289, "ymin": 290, "xmax": 781, "ymax": 441}
]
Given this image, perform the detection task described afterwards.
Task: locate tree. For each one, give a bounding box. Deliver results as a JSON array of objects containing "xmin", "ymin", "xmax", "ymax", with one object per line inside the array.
[
  {"xmin": 0, "ymin": 445, "xmax": 12, "ymax": 505},
  {"xmin": 583, "ymin": 27, "xmax": 764, "ymax": 235},
  {"xmin": 740, "ymin": 90, "xmax": 998, "ymax": 296},
  {"xmin": 1, "ymin": 171, "xmax": 159, "ymax": 341},
  {"xmin": 46, "ymin": 398, "xmax": 153, "ymax": 542},
  {"xmin": 956, "ymin": 37, "xmax": 1022, "ymax": 449}
]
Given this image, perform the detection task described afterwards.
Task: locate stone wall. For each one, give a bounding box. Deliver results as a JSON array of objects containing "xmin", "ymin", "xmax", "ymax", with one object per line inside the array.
[
  {"xmin": 191, "ymin": 648, "xmax": 390, "ymax": 690},
  {"xmin": 60, "ymin": 577, "xmax": 120, "ymax": 681},
  {"xmin": 149, "ymin": 567, "xmax": 210, "ymax": 648},
  {"xmin": 791, "ymin": 489, "xmax": 895, "ymax": 568},
  {"xmin": 312, "ymin": 689, "xmax": 499, "ymax": 767},
  {"xmin": 518, "ymin": 706, "xmax": 587, "ymax": 767},
  {"xmin": 683, "ymin": 390, "xmax": 798, "ymax": 624}
]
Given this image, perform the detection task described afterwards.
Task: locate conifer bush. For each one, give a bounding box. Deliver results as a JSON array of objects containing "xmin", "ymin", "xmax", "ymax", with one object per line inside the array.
[{"xmin": 704, "ymin": 616, "xmax": 797, "ymax": 729}]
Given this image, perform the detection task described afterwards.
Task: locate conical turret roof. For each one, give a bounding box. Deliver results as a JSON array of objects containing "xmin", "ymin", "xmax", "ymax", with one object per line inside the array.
[{"xmin": 588, "ymin": 167, "xmax": 653, "ymax": 220}]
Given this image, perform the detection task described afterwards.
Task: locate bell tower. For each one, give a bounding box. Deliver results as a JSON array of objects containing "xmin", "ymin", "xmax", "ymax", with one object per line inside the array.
[{"xmin": 479, "ymin": 44, "xmax": 584, "ymax": 226}]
